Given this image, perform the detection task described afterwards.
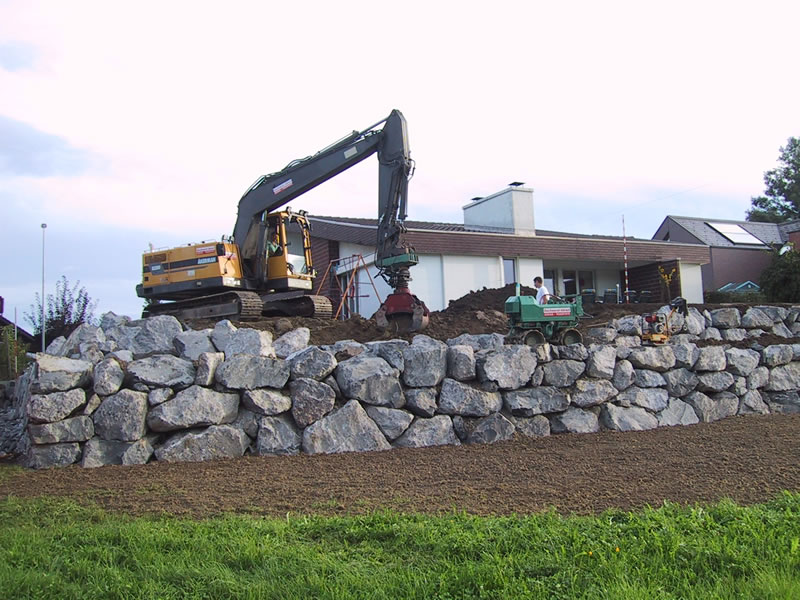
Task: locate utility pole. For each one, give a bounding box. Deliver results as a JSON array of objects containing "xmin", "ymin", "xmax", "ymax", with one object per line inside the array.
[{"xmin": 41, "ymin": 223, "xmax": 47, "ymax": 352}]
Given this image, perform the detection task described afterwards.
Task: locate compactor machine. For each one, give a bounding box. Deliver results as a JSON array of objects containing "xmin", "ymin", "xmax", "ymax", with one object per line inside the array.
[
  {"xmin": 137, "ymin": 110, "xmax": 429, "ymax": 331},
  {"xmin": 505, "ymin": 285, "xmax": 584, "ymax": 346}
]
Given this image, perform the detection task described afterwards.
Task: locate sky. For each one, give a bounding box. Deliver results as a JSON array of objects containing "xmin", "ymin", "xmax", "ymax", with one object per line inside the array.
[{"xmin": 1, "ymin": 0, "xmax": 799, "ymax": 325}]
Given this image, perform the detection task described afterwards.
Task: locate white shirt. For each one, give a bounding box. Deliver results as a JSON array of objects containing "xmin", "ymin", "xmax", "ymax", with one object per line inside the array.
[{"xmin": 535, "ymin": 285, "xmax": 550, "ymax": 304}]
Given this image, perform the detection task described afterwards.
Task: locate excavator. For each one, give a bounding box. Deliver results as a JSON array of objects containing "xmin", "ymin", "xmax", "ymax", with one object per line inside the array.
[{"xmin": 136, "ymin": 109, "xmax": 430, "ymax": 331}]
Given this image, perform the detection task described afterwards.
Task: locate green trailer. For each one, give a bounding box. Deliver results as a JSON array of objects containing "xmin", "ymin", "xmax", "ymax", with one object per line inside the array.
[{"xmin": 504, "ymin": 287, "xmax": 584, "ymax": 346}]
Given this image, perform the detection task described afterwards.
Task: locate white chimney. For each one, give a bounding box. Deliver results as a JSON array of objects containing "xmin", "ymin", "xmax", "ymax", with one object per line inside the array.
[{"xmin": 462, "ymin": 183, "xmax": 535, "ymax": 236}]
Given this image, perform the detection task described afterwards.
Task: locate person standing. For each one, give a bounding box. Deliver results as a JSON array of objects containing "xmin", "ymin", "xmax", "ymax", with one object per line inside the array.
[{"xmin": 533, "ymin": 276, "xmax": 550, "ymax": 305}]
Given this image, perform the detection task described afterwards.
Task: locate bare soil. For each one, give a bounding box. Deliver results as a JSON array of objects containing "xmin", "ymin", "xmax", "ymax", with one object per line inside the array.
[{"xmin": 2, "ymin": 415, "xmax": 798, "ymax": 517}]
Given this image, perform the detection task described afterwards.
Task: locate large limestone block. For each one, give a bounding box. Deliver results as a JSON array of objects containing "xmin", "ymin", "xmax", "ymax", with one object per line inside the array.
[
  {"xmin": 288, "ymin": 346, "xmax": 337, "ymax": 381},
  {"xmin": 765, "ymin": 362, "xmax": 800, "ymax": 391},
  {"xmin": 334, "ymin": 355, "xmax": 404, "ymax": 407},
  {"xmin": 81, "ymin": 437, "xmax": 154, "ymax": 467},
  {"xmin": 366, "ymin": 340, "xmax": 408, "ymax": 372},
  {"xmin": 616, "ymin": 386, "xmax": 668, "ymax": 412},
  {"xmin": 586, "ymin": 327, "xmax": 618, "ymax": 344},
  {"xmin": 256, "ymin": 414, "xmax": 302, "ymax": 455},
  {"xmin": 393, "ymin": 415, "xmax": 460, "ymax": 448},
  {"xmin": 446, "ymin": 345, "xmax": 476, "ymax": 381},
  {"xmin": 548, "ymin": 407, "xmax": 599, "ymax": 434},
  {"xmin": 658, "ymin": 398, "xmax": 700, "ymax": 427},
  {"xmin": 273, "ymin": 328, "xmax": 311, "ymax": 359},
  {"xmin": 696, "ymin": 371, "xmax": 735, "ymax": 394},
  {"xmin": 600, "ymin": 404, "xmax": 658, "ymax": 431},
  {"xmin": 290, "ymin": 378, "xmax": 336, "ymax": 428},
  {"xmin": 542, "ymin": 360, "xmax": 585, "ymax": 387},
  {"xmin": 26, "ymin": 443, "xmax": 81, "ymax": 469},
  {"xmin": 662, "ymin": 368, "xmax": 699, "ymax": 397},
  {"xmin": 747, "ymin": 366, "xmax": 770, "ymax": 390},
  {"xmin": 558, "ymin": 344, "xmax": 589, "ymax": 361},
  {"xmin": 242, "ymin": 389, "xmax": 292, "ymax": 416},
  {"xmin": 93, "ymin": 358, "xmax": 125, "ymax": 396},
  {"xmin": 465, "ymin": 413, "xmax": 515, "ymax": 444},
  {"xmin": 725, "ymin": 348, "xmax": 761, "ymax": 376},
  {"xmin": 446, "ymin": 333, "xmax": 505, "ymax": 352},
  {"xmin": 476, "ymin": 345, "xmax": 537, "ymax": 390},
  {"xmin": 223, "ymin": 328, "xmax": 275, "ymax": 359},
  {"xmin": 634, "ymin": 369, "xmax": 666, "ymax": 388},
  {"xmin": 627, "ymin": 346, "xmax": 675, "ymax": 372},
  {"xmin": 302, "ymin": 400, "xmax": 391, "ymax": 454},
  {"xmin": 710, "ymin": 308, "xmax": 741, "ymax": 329},
  {"xmin": 173, "ymin": 329, "xmax": 216, "ymax": 361},
  {"xmin": 128, "ymin": 355, "xmax": 196, "ymax": 389},
  {"xmin": 571, "ymin": 379, "xmax": 618, "ymax": 408},
  {"xmin": 402, "ymin": 335, "xmax": 448, "ymax": 387},
  {"xmin": 438, "ymin": 378, "xmax": 502, "ymax": 417},
  {"xmin": 741, "ymin": 308, "xmax": 774, "ymax": 329},
  {"xmin": 28, "ymin": 388, "xmax": 86, "ymax": 423},
  {"xmin": 684, "ymin": 308, "xmax": 706, "ymax": 335},
  {"xmin": 28, "ymin": 416, "xmax": 94, "ymax": 444},
  {"xmin": 762, "ymin": 345, "xmax": 794, "ymax": 368},
  {"xmin": 721, "ymin": 329, "xmax": 747, "ymax": 342},
  {"xmin": 613, "ymin": 315, "xmax": 643, "ymax": 336},
  {"xmin": 509, "ymin": 415, "xmax": 550, "ymax": 437},
  {"xmin": 684, "ymin": 390, "xmax": 738, "ymax": 422},
  {"xmin": 194, "ymin": 352, "xmax": 225, "ymax": 386},
  {"xmin": 93, "ymin": 389, "xmax": 148, "ymax": 441},
  {"xmin": 404, "ymin": 388, "xmax": 437, "ymax": 417},
  {"xmin": 147, "ymin": 385, "xmax": 239, "ymax": 432},
  {"xmin": 31, "ymin": 354, "xmax": 93, "ymax": 394},
  {"xmin": 762, "ymin": 391, "xmax": 800, "ymax": 414},
  {"xmin": 107, "ymin": 315, "xmax": 183, "ymax": 357},
  {"xmin": 738, "ymin": 390, "xmax": 770, "ymax": 415},
  {"xmin": 215, "ymin": 355, "xmax": 290, "ymax": 390},
  {"xmin": 365, "ymin": 406, "xmax": 414, "ymax": 441},
  {"xmin": 612, "ymin": 360, "xmax": 635, "ymax": 391},
  {"xmin": 585, "ymin": 345, "xmax": 616, "ymax": 379},
  {"xmin": 211, "ymin": 320, "xmax": 237, "ymax": 352},
  {"xmin": 60, "ymin": 323, "xmax": 106, "ymax": 357},
  {"xmin": 755, "ymin": 305, "xmax": 789, "ymax": 322},
  {"xmin": 694, "ymin": 346, "xmax": 727, "ymax": 372},
  {"xmin": 503, "ymin": 386, "xmax": 570, "ymax": 417},
  {"xmin": 155, "ymin": 425, "xmax": 250, "ymax": 463}
]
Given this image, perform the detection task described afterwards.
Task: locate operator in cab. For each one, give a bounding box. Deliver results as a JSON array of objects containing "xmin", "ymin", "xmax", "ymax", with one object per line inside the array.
[{"xmin": 533, "ymin": 276, "xmax": 550, "ymax": 305}]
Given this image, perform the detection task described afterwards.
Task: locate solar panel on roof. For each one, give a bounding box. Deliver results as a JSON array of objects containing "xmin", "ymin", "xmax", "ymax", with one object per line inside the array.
[{"xmin": 706, "ymin": 222, "xmax": 766, "ymax": 245}]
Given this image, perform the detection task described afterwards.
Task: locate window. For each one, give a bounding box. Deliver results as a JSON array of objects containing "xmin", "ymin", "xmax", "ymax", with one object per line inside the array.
[
  {"xmin": 706, "ymin": 222, "xmax": 765, "ymax": 245},
  {"xmin": 503, "ymin": 258, "xmax": 516, "ymax": 284},
  {"xmin": 578, "ymin": 270, "xmax": 594, "ymax": 291},
  {"xmin": 543, "ymin": 269, "xmax": 555, "ymax": 295},
  {"xmin": 561, "ymin": 269, "xmax": 594, "ymax": 296},
  {"xmin": 562, "ymin": 270, "xmax": 577, "ymax": 295}
]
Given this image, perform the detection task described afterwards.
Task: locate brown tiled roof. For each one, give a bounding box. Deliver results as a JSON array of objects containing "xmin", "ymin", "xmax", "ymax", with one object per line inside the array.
[{"xmin": 309, "ymin": 216, "xmax": 711, "ymax": 264}]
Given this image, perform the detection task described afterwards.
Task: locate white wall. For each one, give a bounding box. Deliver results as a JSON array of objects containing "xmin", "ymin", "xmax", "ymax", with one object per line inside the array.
[
  {"xmin": 679, "ymin": 262, "xmax": 704, "ymax": 304},
  {"xmin": 441, "ymin": 255, "xmax": 503, "ymax": 305},
  {"xmin": 517, "ymin": 258, "xmax": 544, "ymax": 286}
]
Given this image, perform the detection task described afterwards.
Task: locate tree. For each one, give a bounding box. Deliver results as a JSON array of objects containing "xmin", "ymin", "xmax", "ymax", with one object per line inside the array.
[
  {"xmin": 25, "ymin": 276, "xmax": 98, "ymax": 351},
  {"xmin": 759, "ymin": 245, "xmax": 800, "ymax": 302},
  {"xmin": 747, "ymin": 137, "xmax": 800, "ymax": 223}
]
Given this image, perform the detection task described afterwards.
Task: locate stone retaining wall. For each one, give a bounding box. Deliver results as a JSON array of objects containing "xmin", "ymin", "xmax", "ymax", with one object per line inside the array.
[{"xmin": 8, "ymin": 304, "xmax": 800, "ymax": 469}]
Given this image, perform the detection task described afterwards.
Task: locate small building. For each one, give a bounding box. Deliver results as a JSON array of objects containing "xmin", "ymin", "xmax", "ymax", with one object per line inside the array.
[
  {"xmin": 0, "ymin": 296, "xmax": 36, "ymax": 348},
  {"xmin": 652, "ymin": 216, "xmax": 798, "ymax": 292},
  {"xmin": 309, "ymin": 185, "xmax": 710, "ymax": 317}
]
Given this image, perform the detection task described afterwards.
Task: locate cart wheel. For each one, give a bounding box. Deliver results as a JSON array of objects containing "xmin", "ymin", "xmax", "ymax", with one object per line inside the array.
[
  {"xmin": 560, "ymin": 328, "xmax": 583, "ymax": 346},
  {"xmin": 523, "ymin": 330, "xmax": 547, "ymax": 347}
]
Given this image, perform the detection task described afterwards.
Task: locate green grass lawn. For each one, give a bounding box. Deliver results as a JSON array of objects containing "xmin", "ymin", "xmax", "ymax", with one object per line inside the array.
[{"xmin": 0, "ymin": 492, "xmax": 798, "ymax": 599}]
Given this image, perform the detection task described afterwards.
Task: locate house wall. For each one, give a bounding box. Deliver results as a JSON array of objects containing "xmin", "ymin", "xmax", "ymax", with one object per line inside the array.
[
  {"xmin": 707, "ymin": 247, "xmax": 772, "ymax": 291},
  {"xmin": 516, "ymin": 258, "xmax": 545, "ymax": 286},
  {"xmin": 441, "ymin": 255, "xmax": 503, "ymax": 305},
  {"xmin": 678, "ymin": 262, "xmax": 704, "ymax": 303}
]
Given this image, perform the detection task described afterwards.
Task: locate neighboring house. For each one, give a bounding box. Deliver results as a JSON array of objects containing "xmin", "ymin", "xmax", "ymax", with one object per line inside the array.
[
  {"xmin": 309, "ymin": 185, "xmax": 710, "ymax": 318},
  {"xmin": 0, "ymin": 296, "xmax": 36, "ymax": 348},
  {"xmin": 652, "ymin": 216, "xmax": 797, "ymax": 292}
]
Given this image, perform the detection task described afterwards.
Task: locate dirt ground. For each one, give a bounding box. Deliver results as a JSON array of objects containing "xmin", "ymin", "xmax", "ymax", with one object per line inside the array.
[
  {"xmin": 2, "ymin": 414, "xmax": 798, "ymax": 517},
  {"xmin": 188, "ymin": 284, "xmax": 799, "ymax": 347}
]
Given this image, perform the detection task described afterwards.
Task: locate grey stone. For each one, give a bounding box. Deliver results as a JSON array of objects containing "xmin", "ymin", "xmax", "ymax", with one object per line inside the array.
[
  {"xmin": 224, "ymin": 328, "xmax": 275, "ymax": 359},
  {"xmin": 108, "ymin": 350, "xmax": 134, "ymax": 364},
  {"xmin": 28, "ymin": 416, "xmax": 94, "ymax": 444},
  {"xmin": 44, "ymin": 336, "xmax": 67, "ymax": 356},
  {"xmin": 747, "ymin": 366, "xmax": 770, "ymax": 390},
  {"xmin": 634, "ymin": 369, "xmax": 666, "ymax": 388},
  {"xmin": 81, "ymin": 437, "xmax": 154, "ymax": 467},
  {"xmin": 476, "ymin": 345, "xmax": 537, "ymax": 390},
  {"xmin": 731, "ymin": 376, "xmax": 748, "ymax": 397},
  {"xmin": 326, "ymin": 339, "xmax": 367, "ymax": 361},
  {"xmin": 533, "ymin": 343, "xmax": 553, "ymax": 363},
  {"xmin": 302, "ymin": 400, "xmax": 391, "ymax": 454},
  {"xmin": 755, "ymin": 305, "xmax": 789, "ymax": 322},
  {"xmin": 612, "ymin": 360, "xmax": 635, "ymax": 391},
  {"xmin": 601, "ymin": 403, "xmax": 658, "ymax": 431},
  {"xmin": 393, "ymin": 415, "xmax": 460, "ymax": 448},
  {"xmin": 793, "ymin": 344, "xmax": 800, "ymax": 361},
  {"xmin": 615, "ymin": 335, "xmax": 642, "ymax": 350},
  {"xmin": 78, "ymin": 343, "xmax": 104, "ymax": 364},
  {"xmin": 710, "ymin": 308, "xmax": 741, "ymax": 329},
  {"xmin": 741, "ymin": 308, "xmax": 774, "ymax": 329},
  {"xmin": 703, "ymin": 309, "xmax": 713, "ymax": 326},
  {"xmin": 403, "ymin": 335, "xmax": 448, "ymax": 387},
  {"xmin": 446, "ymin": 333, "xmax": 505, "ymax": 352},
  {"xmin": 503, "ymin": 386, "xmax": 570, "ymax": 417},
  {"xmin": 26, "ymin": 442, "xmax": 81, "ymax": 469},
  {"xmin": 738, "ymin": 390, "xmax": 770, "ymax": 415},
  {"xmin": 627, "ymin": 346, "xmax": 675, "ymax": 372},
  {"xmin": 93, "ymin": 358, "xmax": 124, "ymax": 396},
  {"xmin": 122, "ymin": 315, "xmax": 184, "ymax": 357},
  {"xmin": 465, "ymin": 413, "xmax": 515, "ymax": 444},
  {"xmin": 558, "ymin": 344, "xmax": 588, "ymax": 361},
  {"xmin": 256, "ymin": 414, "xmax": 302, "ymax": 455},
  {"xmin": 571, "ymin": 379, "xmax": 617, "ymax": 408},
  {"xmin": 509, "ymin": 415, "xmax": 550, "ymax": 437},
  {"xmin": 766, "ymin": 362, "xmax": 800, "ymax": 391},
  {"xmin": 616, "ymin": 386, "xmax": 669, "ymax": 412},
  {"xmin": 586, "ymin": 327, "xmax": 617, "ymax": 343},
  {"xmin": 530, "ymin": 365, "xmax": 545, "ymax": 387},
  {"xmin": 542, "ymin": 360, "xmax": 585, "ymax": 387},
  {"xmin": 699, "ymin": 327, "xmax": 722, "ymax": 341},
  {"xmin": 334, "ymin": 355, "xmax": 403, "ymax": 407},
  {"xmin": 194, "ymin": 352, "xmax": 225, "ymax": 387},
  {"xmin": 173, "ymin": 329, "xmax": 216, "ymax": 361},
  {"xmin": 365, "ymin": 406, "xmax": 414, "ymax": 441},
  {"xmin": 215, "ymin": 355, "xmax": 290, "ymax": 390},
  {"xmin": 694, "ymin": 346, "xmax": 727, "ymax": 371},
  {"xmin": 288, "ymin": 346, "xmax": 337, "ymax": 381},
  {"xmin": 685, "ymin": 390, "xmax": 738, "ymax": 422},
  {"xmin": 155, "ymin": 425, "xmax": 250, "ymax": 462},
  {"xmin": 447, "ymin": 345, "xmax": 476, "ymax": 381},
  {"xmin": 30, "ymin": 354, "xmax": 93, "ymax": 394},
  {"xmin": 83, "ymin": 393, "xmax": 102, "ymax": 415},
  {"xmin": 147, "ymin": 387, "xmax": 173, "ymax": 407},
  {"xmin": 61, "ymin": 324, "xmax": 107, "ymax": 357},
  {"xmin": 438, "ymin": 378, "xmax": 502, "ymax": 417},
  {"xmin": 614, "ymin": 315, "xmax": 643, "ymax": 336},
  {"xmin": 721, "ymin": 328, "xmax": 747, "ymax": 342},
  {"xmin": 772, "ymin": 323, "xmax": 793, "ymax": 339},
  {"xmin": 100, "ymin": 311, "xmax": 131, "ymax": 331},
  {"xmin": 404, "ymin": 388, "xmax": 437, "ymax": 417},
  {"xmin": 696, "ymin": 371, "xmax": 735, "ymax": 393},
  {"xmin": 763, "ymin": 391, "xmax": 800, "ymax": 414},
  {"xmin": 725, "ymin": 348, "xmax": 761, "ymax": 376},
  {"xmin": 147, "ymin": 385, "xmax": 239, "ymax": 432},
  {"xmin": 747, "ymin": 329, "xmax": 767, "ymax": 339},
  {"xmin": 658, "ymin": 398, "xmax": 700, "ymax": 427},
  {"xmin": 230, "ymin": 408, "xmax": 260, "ymax": 439},
  {"xmin": 93, "ymin": 389, "xmax": 148, "ymax": 441},
  {"xmin": 548, "ymin": 407, "xmax": 599, "ymax": 434},
  {"xmin": 28, "ymin": 388, "xmax": 86, "ymax": 423},
  {"xmin": 128, "ymin": 355, "xmax": 196, "ymax": 389},
  {"xmin": 663, "ymin": 368, "xmax": 699, "ymax": 397},
  {"xmin": 290, "ymin": 378, "xmax": 335, "ymax": 428},
  {"xmin": 684, "ymin": 308, "xmax": 706, "ymax": 335},
  {"xmin": 365, "ymin": 340, "xmax": 408, "ymax": 372},
  {"xmin": 324, "ymin": 374, "xmax": 343, "ymax": 400},
  {"xmin": 586, "ymin": 345, "xmax": 616, "ymax": 379},
  {"xmin": 211, "ymin": 320, "xmax": 237, "ymax": 352},
  {"xmin": 762, "ymin": 345, "xmax": 794, "ymax": 367},
  {"xmin": 273, "ymin": 328, "xmax": 311, "ymax": 359},
  {"xmin": 242, "ymin": 389, "xmax": 292, "ymax": 416}
]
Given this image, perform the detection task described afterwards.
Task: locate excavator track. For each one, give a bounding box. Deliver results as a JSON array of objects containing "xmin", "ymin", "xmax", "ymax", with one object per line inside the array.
[
  {"xmin": 261, "ymin": 294, "xmax": 333, "ymax": 318},
  {"xmin": 143, "ymin": 291, "xmax": 264, "ymax": 321}
]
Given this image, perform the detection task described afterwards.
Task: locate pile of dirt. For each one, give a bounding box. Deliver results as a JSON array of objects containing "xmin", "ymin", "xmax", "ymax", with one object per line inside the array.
[
  {"xmin": 2, "ymin": 414, "xmax": 798, "ymax": 517},
  {"xmin": 186, "ymin": 285, "xmax": 799, "ymax": 347}
]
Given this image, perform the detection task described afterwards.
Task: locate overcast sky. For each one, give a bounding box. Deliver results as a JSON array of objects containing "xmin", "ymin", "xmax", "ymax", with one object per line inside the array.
[{"xmin": 1, "ymin": 0, "xmax": 799, "ymax": 325}]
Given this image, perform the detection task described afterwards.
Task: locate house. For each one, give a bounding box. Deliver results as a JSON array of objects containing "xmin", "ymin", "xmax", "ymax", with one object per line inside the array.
[
  {"xmin": 652, "ymin": 216, "xmax": 799, "ymax": 292},
  {"xmin": 308, "ymin": 185, "xmax": 710, "ymax": 317},
  {"xmin": 0, "ymin": 296, "xmax": 36, "ymax": 348}
]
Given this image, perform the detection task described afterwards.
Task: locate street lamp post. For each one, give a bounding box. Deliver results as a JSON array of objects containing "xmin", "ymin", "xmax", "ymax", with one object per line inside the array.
[{"xmin": 41, "ymin": 223, "xmax": 47, "ymax": 352}]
